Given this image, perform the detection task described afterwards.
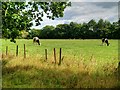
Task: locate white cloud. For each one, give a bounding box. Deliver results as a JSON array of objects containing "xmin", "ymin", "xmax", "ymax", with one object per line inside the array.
[
  {"xmin": 31, "ymin": 2, "xmax": 118, "ymax": 29},
  {"xmin": 69, "ymin": 2, "xmax": 118, "ymax": 23},
  {"xmin": 69, "ymin": 0, "xmax": 119, "ymax": 2}
]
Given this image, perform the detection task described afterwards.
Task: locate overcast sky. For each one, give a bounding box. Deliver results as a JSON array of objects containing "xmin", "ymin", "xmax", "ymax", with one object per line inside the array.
[{"xmin": 31, "ymin": 0, "xmax": 119, "ymax": 29}]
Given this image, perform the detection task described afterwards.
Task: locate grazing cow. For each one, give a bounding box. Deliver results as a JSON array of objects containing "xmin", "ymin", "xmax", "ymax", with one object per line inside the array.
[
  {"xmin": 102, "ymin": 38, "xmax": 110, "ymax": 46},
  {"xmin": 33, "ymin": 37, "xmax": 41, "ymax": 45},
  {"xmin": 102, "ymin": 38, "xmax": 105, "ymax": 45}
]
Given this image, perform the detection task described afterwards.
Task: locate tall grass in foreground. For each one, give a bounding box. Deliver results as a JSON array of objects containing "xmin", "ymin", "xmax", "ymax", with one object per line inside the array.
[{"xmin": 2, "ymin": 53, "xmax": 119, "ymax": 88}]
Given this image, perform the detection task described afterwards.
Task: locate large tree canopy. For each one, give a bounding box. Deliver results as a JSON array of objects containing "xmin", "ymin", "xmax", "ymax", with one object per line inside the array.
[{"xmin": 2, "ymin": 1, "xmax": 71, "ymax": 42}]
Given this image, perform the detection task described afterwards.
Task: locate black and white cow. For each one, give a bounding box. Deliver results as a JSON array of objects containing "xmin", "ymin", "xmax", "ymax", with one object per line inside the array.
[
  {"xmin": 33, "ymin": 37, "xmax": 41, "ymax": 45},
  {"xmin": 102, "ymin": 38, "xmax": 110, "ymax": 46}
]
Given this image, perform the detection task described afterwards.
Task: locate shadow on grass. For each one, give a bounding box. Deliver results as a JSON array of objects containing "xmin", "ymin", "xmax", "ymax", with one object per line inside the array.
[{"xmin": 2, "ymin": 63, "xmax": 119, "ymax": 88}]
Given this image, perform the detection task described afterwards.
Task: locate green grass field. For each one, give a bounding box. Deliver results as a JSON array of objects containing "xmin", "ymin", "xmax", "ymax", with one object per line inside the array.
[{"xmin": 1, "ymin": 39, "xmax": 119, "ymax": 88}]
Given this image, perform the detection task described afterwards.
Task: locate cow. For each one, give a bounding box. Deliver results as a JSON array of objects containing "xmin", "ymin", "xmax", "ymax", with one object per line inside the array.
[
  {"xmin": 33, "ymin": 37, "xmax": 41, "ymax": 45},
  {"xmin": 102, "ymin": 38, "xmax": 110, "ymax": 46}
]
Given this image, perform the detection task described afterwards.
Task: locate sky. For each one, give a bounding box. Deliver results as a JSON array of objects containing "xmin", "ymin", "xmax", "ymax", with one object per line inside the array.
[{"xmin": 31, "ymin": 0, "xmax": 119, "ymax": 29}]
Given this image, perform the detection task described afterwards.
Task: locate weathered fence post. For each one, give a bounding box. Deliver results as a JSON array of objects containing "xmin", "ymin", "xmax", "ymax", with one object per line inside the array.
[
  {"xmin": 16, "ymin": 45, "xmax": 18, "ymax": 56},
  {"xmin": 45, "ymin": 49, "xmax": 47, "ymax": 61},
  {"xmin": 6, "ymin": 46, "xmax": 8, "ymax": 56},
  {"xmin": 54, "ymin": 48, "xmax": 56, "ymax": 64},
  {"xmin": 58, "ymin": 48, "xmax": 62, "ymax": 65},
  {"xmin": 118, "ymin": 62, "xmax": 120, "ymax": 74},
  {"xmin": 2, "ymin": 53, "xmax": 3, "ymax": 58},
  {"xmin": 24, "ymin": 44, "xmax": 26, "ymax": 58}
]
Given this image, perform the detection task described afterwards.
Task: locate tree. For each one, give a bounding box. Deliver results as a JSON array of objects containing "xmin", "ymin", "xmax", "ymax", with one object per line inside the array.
[
  {"xmin": 95, "ymin": 19, "xmax": 105, "ymax": 38},
  {"xmin": 27, "ymin": 29, "xmax": 41, "ymax": 39},
  {"xmin": 110, "ymin": 20, "xmax": 119, "ymax": 39},
  {"xmin": 88, "ymin": 19, "xmax": 96, "ymax": 31},
  {"xmin": 69, "ymin": 22, "xmax": 81, "ymax": 39},
  {"xmin": 20, "ymin": 30, "xmax": 29, "ymax": 39},
  {"xmin": 40, "ymin": 25, "xmax": 55, "ymax": 39},
  {"xmin": 2, "ymin": 1, "xmax": 71, "ymax": 42},
  {"xmin": 55, "ymin": 24, "xmax": 66, "ymax": 39}
]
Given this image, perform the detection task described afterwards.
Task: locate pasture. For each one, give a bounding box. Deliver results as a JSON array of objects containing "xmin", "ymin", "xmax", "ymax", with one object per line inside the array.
[{"xmin": 1, "ymin": 39, "xmax": 119, "ymax": 88}]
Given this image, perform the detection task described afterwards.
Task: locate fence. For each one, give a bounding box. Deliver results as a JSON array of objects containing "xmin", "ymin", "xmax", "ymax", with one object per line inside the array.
[{"xmin": 2, "ymin": 44, "xmax": 63, "ymax": 66}]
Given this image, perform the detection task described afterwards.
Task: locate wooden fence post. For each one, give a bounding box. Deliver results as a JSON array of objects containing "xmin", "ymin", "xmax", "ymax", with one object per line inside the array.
[
  {"xmin": 54, "ymin": 48, "xmax": 56, "ymax": 64},
  {"xmin": 2, "ymin": 53, "xmax": 3, "ymax": 58},
  {"xmin": 6, "ymin": 46, "xmax": 8, "ymax": 56},
  {"xmin": 45, "ymin": 49, "xmax": 47, "ymax": 61},
  {"xmin": 118, "ymin": 62, "xmax": 120, "ymax": 74},
  {"xmin": 16, "ymin": 45, "xmax": 18, "ymax": 56},
  {"xmin": 58, "ymin": 48, "xmax": 62, "ymax": 65},
  {"xmin": 24, "ymin": 44, "xmax": 26, "ymax": 58}
]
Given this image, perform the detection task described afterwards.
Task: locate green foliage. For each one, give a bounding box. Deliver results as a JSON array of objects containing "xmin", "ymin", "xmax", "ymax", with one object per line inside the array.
[
  {"xmin": 40, "ymin": 25, "xmax": 55, "ymax": 39},
  {"xmin": 2, "ymin": 0, "xmax": 119, "ymax": 41},
  {"xmin": 19, "ymin": 30, "xmax": 29, "ymax": 39},
  {"xmin": 28, "ymin": 19, "xmax": 119, "ymax": 39},
  {"xmin": 2, "ymin": 1, "xmax": 71, "ymax": 42},
  {"xmin": 27, "ymin": 29, "xmax": 41, "ymax": 39}
]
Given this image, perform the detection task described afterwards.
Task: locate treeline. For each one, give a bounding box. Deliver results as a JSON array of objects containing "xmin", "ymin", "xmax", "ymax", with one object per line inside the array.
[
  {"xmin": 28, "ymin": 19, "xmax": 119, "ymax": 39},
  {"xmin": 4, "ymin": 19, "xmax": 120, "ymax": 39}
]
